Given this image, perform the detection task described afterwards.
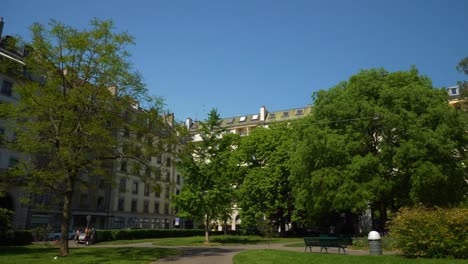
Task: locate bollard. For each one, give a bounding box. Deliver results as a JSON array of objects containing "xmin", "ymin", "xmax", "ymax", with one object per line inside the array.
[{"xmin": 368, "ymin": 231, "xmax": 382, "ymax": 255}]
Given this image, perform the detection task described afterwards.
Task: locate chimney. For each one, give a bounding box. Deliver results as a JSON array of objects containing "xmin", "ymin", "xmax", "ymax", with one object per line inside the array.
[
  {"xmin": 165, "ymin": 113, "xmax": 174, "ymax": 127},
  {"xmin": 185, "ymin": 118, "xmax": 193, "ymax": 129},
  {"xmin": 0, "ymin": 17, "xmax": 4, "ymax": 38},
  {"xmin": 260, "ymin": 106, "xmax": 267, "ymax": 121}
]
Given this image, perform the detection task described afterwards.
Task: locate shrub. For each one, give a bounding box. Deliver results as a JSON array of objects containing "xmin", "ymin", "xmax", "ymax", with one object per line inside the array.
[
  {"xmin": 388, "ymin": 207, "xmax": 467, "ymax": 259},
  {"xmin": 0, "ymin": 208, "xmax": 13, "ymax": 238},
  {"xmin": 12, "ymin": 230, "xmax": 33, "ymax": 245}
]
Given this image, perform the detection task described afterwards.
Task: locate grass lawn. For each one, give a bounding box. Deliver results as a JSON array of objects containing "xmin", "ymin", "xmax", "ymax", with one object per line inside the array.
[
  {"xmin": 233, "ymin": 250, "xmax": 468, "ymax": 264},
  {"xmin": 96, "ymin": 235, "xmax": 302, "ymax": 246},
  {"xmin": 0, "ymin": 245, "xmax": 181, "ymax": 264}
]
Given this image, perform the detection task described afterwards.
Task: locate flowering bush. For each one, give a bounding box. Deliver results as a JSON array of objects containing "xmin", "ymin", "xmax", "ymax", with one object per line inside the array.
[{"xmin": 388, "ymin": 207, "xmax": 467, "ymax": 259}]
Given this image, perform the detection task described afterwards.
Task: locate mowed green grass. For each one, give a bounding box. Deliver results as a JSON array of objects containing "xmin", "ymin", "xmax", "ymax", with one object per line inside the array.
[
  {"xmin": 0, "ymin": 245, "xmax": 181, "ymax": 264},
  {"xmin": 233, "ymin": 250, "xmax": 468, "ymax": 264},
  {"xmin": 96, "ymin": 235, "xmax": 302, "ymax": 246}
]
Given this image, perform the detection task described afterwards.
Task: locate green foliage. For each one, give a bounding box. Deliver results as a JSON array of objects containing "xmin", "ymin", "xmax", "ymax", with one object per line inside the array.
[
  {"xmin": 0, "ymin": 19, "xmax": 173, "ymax": 255},
  {"xmin": 289, "ymin": 68, "xmax": 468, "ymax": 230},
  {"xmin": 388, "ymin": 207, "xmax": 468, "ymax": 259},
  {"xmin": 174, "ymin": 109, "xmax": 239, "ymax": 242},
  {"xmin": 235, "ymin": 123, "xmax": 293, "ymax": 233},
  {"xmin": 0, "ymin": 208, "xmax": 13, "ymax": 238},
  {"xmin": 95, "ymin": 229, "xmax": 204, "ymax": 242},
  {"xmin": 31, "ymin": 225, "xmax": 52, "ymax": 242}
]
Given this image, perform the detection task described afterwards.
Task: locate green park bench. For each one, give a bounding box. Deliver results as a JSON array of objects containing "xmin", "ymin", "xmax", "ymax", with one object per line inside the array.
[{"xmin": 304, "ymin": 236, "xmax": 347, "ymax": 254}]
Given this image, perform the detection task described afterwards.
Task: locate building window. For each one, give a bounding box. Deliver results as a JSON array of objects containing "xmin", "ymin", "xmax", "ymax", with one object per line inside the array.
[
  {"xmin": 113, "ymin": 216, "xmax": 124, "ymax": 229},
  {"xmin": 8, "ymin": 157, "xmax": 18, "ymax": 168},
  {"xmin": 165, "ymin": 187, "xmax": 170, "ymax": 199},
  {"xmin": 143, "ymin": 200, "xmax": 149, "ymax": 213},
  {"xmin": 118, "ymin": 198, "xmax": 125, "ymax": 211},
  {"xmin": 164, "ymin": 203, "xmax": 170, "ymax": 215},
  {"xmin": 156, "ymin": 155, "xmax": 162, "ymax": 164},
  {"xmin": 119, "ymin": 178, "xmax": 126, "ymax": 192},
  {"xmin": 127, "ymin": 217, "xmax": 138, "ymax": 228},
  {"xmin": 451, "ymin": 87, "xmax": 458, "ymax": 95},
  {"xmin": 98, "ymin": 179, "xmax": 105, "ymax": 189},
  {"xmin": 176, "ymin": 174, "xmax": 181, "ymax": 185},
  {"xmin": 97, "ymin": 196, "xmax": 104, "ymax": 210},
  {"xmin": 165, "ymin": 172, "xmax": 170, "ymax": 182},
  {"xmin": 166, "ymin": 157, "xmax": 171, "ymax": 166},
  {"xmin": 154, "ymin": 202, "xmax": 160, "ymax": 214},
  {"xmin": 131, "ymin": 199, "xmax": 138, "ymax": 212},
  {"xmin": 79, "ymin": 194, "xmax": 88, "ymax": 208},
  {"xmin": 132, "ymin": 181, "xmax": 139, "ymax": 194},
  {"xmin": 154, "ymin": 218, "xmax": 160, "ymax": 229},
  {"xmin": 144, "ymin": 184, "xmax": 150, "ymax": 196},
  {"xmin": 120, "ymin": 160, "xmax": 127, "ymax": 172},
  {"xmin": 268, "ymin": 113, "xmax": 276, "ymax": 119},
  {"xmin": 1, "ymin": 80, "xmax": 12, "ymax": 96},
  {"xmin": 282, "ymin": 111, "xmax": 289, "ymax": 118},
  {"xmin": 296, "ymin": 109, "xmax": 304, "ymax": 115},
  {"xmin": 0, "ymin": 127, "xmax": 5, "ymax": 144},
  {"xmin": 142, "ymin": 218, "xmax": 150, "ymax": 229}
]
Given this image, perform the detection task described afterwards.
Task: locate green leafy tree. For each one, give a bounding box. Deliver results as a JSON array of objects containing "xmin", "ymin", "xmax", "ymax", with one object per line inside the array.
[
  {"xmin": 0, "ymin": 19, "xmax": 172, "ymax": 256},
  {"xmin": 235, "ymin": 123, "xmax": 293, "ymax": 235},
  {"xmin": 174, "ymin": 109, "xmax": 238, "ymax": 242},
  {"xmin": 290, "ymin": 68, "xmax": 467, "ymax": 232},
  {"xmin": 455, "ymin": 57, "xmax": 468, "ymax": 109}
]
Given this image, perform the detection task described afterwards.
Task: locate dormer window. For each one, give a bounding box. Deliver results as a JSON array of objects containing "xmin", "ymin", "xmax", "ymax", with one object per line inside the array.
[
  {"xmin": 226, "ymin": 118, "xmax": 235, "ymax": 124},
  {"xmin": 282, "ymin": 111, "xmax": 289, "ymax": 117},
  {"xmin": 450, "ymin": 87, "xmax": 458, "ymax": 95},
  {"xmin": 239, "ymin": 116, "xmax": 246, "ymax": 122},
  {"xmin": 268, "ymin": 113, "xmax": 276, "ymax": 119},
  {"xmin": 252, "ymin": 114, "xmax": 259, "ymax": 120},
  {"xmin": 296, "ymin": 109, "xmax": 303, "ymax": 115}
]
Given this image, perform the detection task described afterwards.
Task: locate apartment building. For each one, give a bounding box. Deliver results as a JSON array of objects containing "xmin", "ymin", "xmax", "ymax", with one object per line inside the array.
[
  {"xmin": 186, "ymin": 105, "xmax": 312, "ymax": 140},
  {"xmin": 0, "ymin": 20, "xmax": 182, "ymax": 230}
]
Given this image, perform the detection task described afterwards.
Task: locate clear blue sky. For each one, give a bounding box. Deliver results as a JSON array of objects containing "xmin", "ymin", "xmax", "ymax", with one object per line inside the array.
[{"xmin": 3, "ymin": 0, "xmax": 467, "ymax": 121}]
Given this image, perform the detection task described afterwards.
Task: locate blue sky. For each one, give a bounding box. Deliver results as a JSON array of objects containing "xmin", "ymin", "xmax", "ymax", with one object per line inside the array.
[{"xmin": 3, "ymin": 0, "xmax": 467, "ymax": 121}]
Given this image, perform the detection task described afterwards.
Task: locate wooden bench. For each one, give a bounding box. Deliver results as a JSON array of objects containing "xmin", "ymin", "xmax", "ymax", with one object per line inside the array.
[{"xmin": 304, "ymin": 237, "xmax": 347, "ymax": 254}]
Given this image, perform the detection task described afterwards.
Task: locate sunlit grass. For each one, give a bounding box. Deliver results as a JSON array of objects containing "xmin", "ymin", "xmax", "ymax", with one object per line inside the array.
[
  {"xmin": 0, "ymin": 245, "xmax": 181, "ymax": 264},
  {"xmin": 96, "ymin": 235, "xmax": 302, "ymax": 247},
  {"xmin": 233, "ymin": 249, "xmax": 468, "ymax": 264}
]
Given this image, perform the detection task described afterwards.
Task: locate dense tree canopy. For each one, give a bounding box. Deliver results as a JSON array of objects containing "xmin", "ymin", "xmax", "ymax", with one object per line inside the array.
[
  {"xmin": 234, "ymin": 123, "xmax": 294, "ymax": 234},
  {"xmin": 0, "ymin": 19, "xmax": 172, "ymax": 255},
  {"xmin": 290, "ymin": 68, "xmax": 467, "ymax": 231},
  {"xmin": 173, "ymin": 109, "xmax": 239, "ymax": 242}
]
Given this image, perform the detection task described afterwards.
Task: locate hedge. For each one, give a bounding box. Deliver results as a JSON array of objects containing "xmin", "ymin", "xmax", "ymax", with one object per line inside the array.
[
  {"xmin": 95, "ymin": 229, "xmax": 205, "ymax": 242},
  {"xmin": 388, "ymin": 207, "xmax": 467, "ymax": 259},
  {"xmin": 0, "ymin": 230, "xmax": 33, "ymax": 246}
]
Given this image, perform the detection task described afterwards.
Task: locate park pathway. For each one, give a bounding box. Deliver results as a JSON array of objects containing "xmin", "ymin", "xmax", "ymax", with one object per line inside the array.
[{"xmin": 68, "ymin": 240, "xmax": 385, "ymax": 264}]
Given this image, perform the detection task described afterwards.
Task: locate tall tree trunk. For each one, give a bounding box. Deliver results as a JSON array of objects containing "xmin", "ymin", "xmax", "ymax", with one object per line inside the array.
[
  {"xmin": 378, "ymin": 202, "xmax": 387, "ymax": 233},
  {"xmin": 204, "ymin": 215, "xmax": 210, "ymax": 243},
  {"xmin": 60, "ymin": 171, "xmax": 76, "ymax": 256},
  {"xmin": 223, "ymin": 218, "xmax": 227, "ymax": 235}
]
